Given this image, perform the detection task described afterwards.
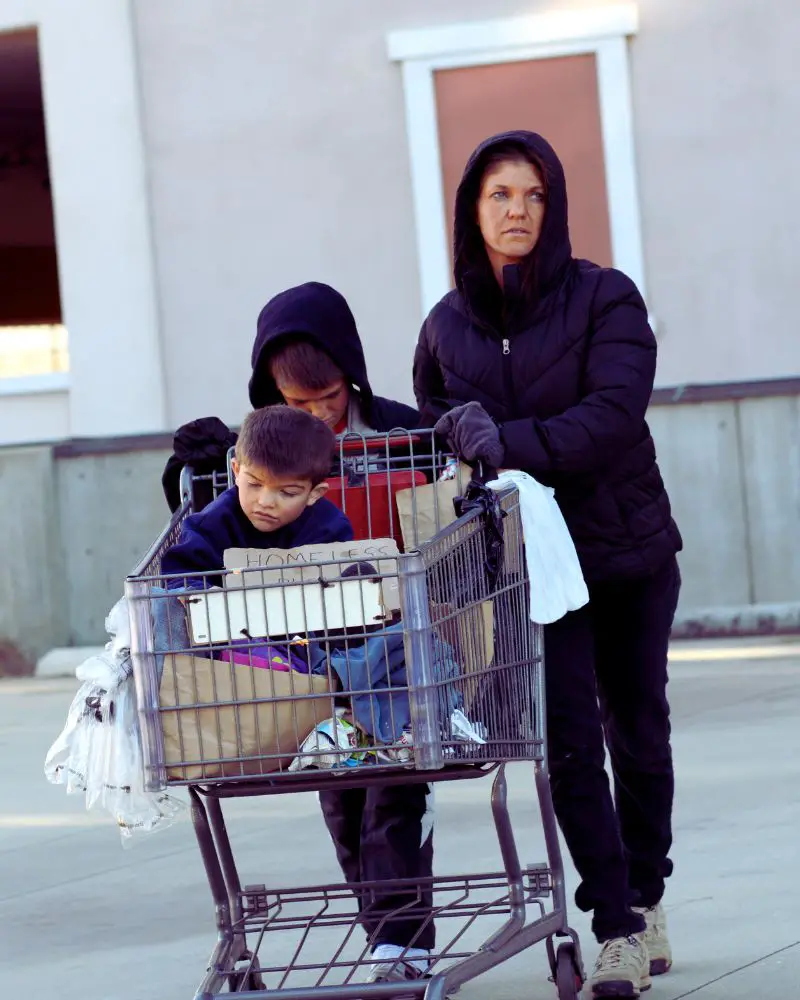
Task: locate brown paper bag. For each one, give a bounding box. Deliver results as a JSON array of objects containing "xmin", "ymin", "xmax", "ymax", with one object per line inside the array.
[
  {"xmin": 398, "ymin": 470, "xmax": 525, "ymax": 579},
  {"xmin": 434, "ymin": 600, "xmax": 494, "ymax": 710},
  {"xmin": 395, "ymin": 463, "xmax": 473, "ymax": 549},
  {"xmin": 159, "ymin": 654, "xmax": 333, "ymax": 781}
]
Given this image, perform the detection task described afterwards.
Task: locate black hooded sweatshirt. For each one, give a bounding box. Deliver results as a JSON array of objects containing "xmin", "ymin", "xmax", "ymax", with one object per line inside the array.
[
  {"xmin": 162, "ymin": 282, "xmax": 419, "ymax": 512},
  {"xmin": 413, "ymin": 131, "xmax": 682, "ymax": 583},
  {"xmin": 249, "ymin": 282, "xmax": 419, "ymax": 430}
]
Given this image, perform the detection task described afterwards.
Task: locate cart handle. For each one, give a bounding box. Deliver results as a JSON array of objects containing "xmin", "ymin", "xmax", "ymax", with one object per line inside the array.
[{"xmin": 336, "ymin": 432, "xmax": 422, "ymax": 454}]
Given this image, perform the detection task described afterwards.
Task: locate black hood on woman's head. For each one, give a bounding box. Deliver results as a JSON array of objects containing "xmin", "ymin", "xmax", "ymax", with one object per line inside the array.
[
  {"xmin": 249, "ymin": 282, "xmax": 371, "ymax": 408},
  {"xmin": 454, "ymin": 131, "xmax": 573, "ymax": 317}
]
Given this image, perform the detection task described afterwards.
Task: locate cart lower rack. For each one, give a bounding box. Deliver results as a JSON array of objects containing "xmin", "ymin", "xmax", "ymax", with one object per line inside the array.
[{"xmin": 126, "ymin": 430, "xmax": 584, "ymax": 999}]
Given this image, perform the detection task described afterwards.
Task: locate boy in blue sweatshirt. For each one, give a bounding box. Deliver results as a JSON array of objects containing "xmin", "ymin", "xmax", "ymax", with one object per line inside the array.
[{"xmin": 162, "ymin": 405, "xmax": 353, "ymax": 584}]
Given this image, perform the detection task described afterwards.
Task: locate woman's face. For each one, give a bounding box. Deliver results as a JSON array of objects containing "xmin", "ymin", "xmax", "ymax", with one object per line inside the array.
[{"xmin": 476, "ymin": 158, "xmax": 545, "ymax": 277}]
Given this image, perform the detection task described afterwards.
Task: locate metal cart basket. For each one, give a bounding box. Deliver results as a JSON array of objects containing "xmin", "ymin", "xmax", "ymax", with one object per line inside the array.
[{"xmin": 125, "ymin": 430, "xmax": 584, "ymax": 999}]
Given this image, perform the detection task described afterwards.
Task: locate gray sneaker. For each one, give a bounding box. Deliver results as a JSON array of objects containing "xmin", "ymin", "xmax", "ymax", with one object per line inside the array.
[
  {"xmin": 633, "ymin": 902, "xmax": 672, "ymax": 975},
  {"xmin": 589, "ymin": 933, "xmax": 651, "ymax": 997}
]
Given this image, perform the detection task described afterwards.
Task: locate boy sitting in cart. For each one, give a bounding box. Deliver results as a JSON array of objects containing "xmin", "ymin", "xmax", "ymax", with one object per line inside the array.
[{"xmin": 162, "ymin": 406, "xmax": 352, "ymax": 582}]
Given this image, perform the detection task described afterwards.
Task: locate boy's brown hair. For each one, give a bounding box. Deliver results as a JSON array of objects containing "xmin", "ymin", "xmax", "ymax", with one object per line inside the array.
[
  {"xmin": 268, "ymin": 339, "xmax": 344, "ymax": 391},
  {"xmin": 235, "ymin": 406, "xmax": 335, "ymax": 485}
]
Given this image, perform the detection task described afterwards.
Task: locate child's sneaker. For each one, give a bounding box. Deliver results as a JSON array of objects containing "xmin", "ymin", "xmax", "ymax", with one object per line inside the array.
[
  {"xmin": 363, "ymin": 958, "xmax": 427, "ymax": 989},
  {"xmin": 361, "ymin": 947, "xmax": 458, "ymax": 998},
  {"xmin": 633, "ymin": 903, "xmax": 672, "ymax": 975},
  {"xmin": 362, "ymin": 945, "xmax": 429, "ymax": 998},
  {"xmin": 589, "ymin": 933, "xmax": 651, "ymax": 997}
]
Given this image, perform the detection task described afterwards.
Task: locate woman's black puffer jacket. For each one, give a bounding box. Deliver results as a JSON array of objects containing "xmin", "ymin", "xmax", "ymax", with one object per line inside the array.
[{"xmin": 413, "ymin": 130, "xmax": 682, "ymax": 583}]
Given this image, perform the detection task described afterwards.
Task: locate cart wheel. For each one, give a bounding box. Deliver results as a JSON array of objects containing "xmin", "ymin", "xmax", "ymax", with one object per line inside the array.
[{"xmin": 554, "ymin": 942, "xmax": 581, "ymax": 1000}]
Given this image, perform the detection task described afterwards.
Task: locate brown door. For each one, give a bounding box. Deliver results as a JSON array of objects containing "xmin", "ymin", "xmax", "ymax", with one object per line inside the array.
[{"xmin": 434, "ymin": 54, "xmax": 612, "ymax": 269}]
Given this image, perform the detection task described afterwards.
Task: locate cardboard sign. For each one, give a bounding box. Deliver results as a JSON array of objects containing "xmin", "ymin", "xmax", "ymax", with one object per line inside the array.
[
  {"xmin": 186, "ymin": 578, "xmax": 386, "ymax": 645},
  {"xmin": 223, "ymin": 538, "xmax": 401, "ymax": 612}
]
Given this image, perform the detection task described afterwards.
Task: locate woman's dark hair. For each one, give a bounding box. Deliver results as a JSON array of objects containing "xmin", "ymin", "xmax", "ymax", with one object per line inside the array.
[
  {"xmin": 478, "ymin": 145, "xmax": 548, "ymax": 200},
  {"xmin": 235, "ymin": 405, "xmax": 335, "ymax": 485}
]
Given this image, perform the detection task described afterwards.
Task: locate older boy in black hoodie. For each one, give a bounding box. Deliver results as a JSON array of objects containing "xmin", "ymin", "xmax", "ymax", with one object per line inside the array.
[
  {"xmin": 162, "ymin": 283, "xmax": 417, "ymax": 511},
  {"xmin": 249, "ymin": 281, "xmax": 418, "ymax": 434},
  {"xmin": 162, "ymin": 282, "xmax": 433, "ymax": 986}
]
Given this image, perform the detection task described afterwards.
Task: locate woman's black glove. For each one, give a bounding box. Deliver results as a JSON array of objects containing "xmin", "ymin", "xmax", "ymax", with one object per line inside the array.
[{"xmin": 434, "ymin": 402, "xmax": 504, "ymax": 469}]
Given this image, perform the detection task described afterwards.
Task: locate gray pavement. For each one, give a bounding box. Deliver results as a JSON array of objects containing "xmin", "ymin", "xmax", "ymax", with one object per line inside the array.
[{"xmin": 2, "ymin": 637, "xmax": 800, "ymax": 999}]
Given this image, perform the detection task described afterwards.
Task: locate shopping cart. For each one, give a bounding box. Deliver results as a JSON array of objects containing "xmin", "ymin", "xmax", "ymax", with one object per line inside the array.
[{"xmin": 126, "ymin": 430, "xmax": 585, "ymax": 1000}]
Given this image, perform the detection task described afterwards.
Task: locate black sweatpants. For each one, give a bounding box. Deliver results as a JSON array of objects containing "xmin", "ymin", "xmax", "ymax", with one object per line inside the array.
[
  {"xmin": 544, "ymin": 556, "xmax": 680, "ymax": 942},
  {"xmin": 319, "ymin": 783, "xmax": 435, "ymax": 950}
]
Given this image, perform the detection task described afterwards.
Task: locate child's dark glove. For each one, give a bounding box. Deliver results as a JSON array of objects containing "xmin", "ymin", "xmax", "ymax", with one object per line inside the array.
[{"xmin": 435, "ymin": 402, "xmax": 504, "ymax": 469}]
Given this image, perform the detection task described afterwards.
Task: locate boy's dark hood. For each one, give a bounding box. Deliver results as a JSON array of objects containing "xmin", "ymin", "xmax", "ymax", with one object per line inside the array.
[
  {"xmin": 249, "ymin": 282, "xmax": 372, "ymax": 408},
  {"xmin": 453, "ymin": 130, "xmax": 574, "ymax": 324}
]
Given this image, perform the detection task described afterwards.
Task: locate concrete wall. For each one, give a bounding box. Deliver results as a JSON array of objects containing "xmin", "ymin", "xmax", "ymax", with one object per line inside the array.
[
  {"xmin": 55, "ymin": 447, "xmax": 172, "ymax": 644},
  {"xmin": 0, "ymin": 446, "xmax": 67, "ymax": 661},
  {"xmin": 0, "ymin": 392, "xmax": 797, "ymax": 657},
  {"xmin": 130, "ymin": 0, "xmax": 800, "ymax": 432},
  {"xmin": 649, "ymin": 394, "xmax": 800, "ymax": 613},
  {"xmin": 0, "ymin": 443, "xmax": 170, "ymax": 658}
]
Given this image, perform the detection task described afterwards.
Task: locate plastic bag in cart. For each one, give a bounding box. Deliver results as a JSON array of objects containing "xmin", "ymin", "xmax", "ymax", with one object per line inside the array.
[
  {"xmin": 288, "ymin": 711, "xmax": 371, "ymax": 771},
  {"xmin": 45, "ymin": 673, "xmax": 185, "ymax": 847}
]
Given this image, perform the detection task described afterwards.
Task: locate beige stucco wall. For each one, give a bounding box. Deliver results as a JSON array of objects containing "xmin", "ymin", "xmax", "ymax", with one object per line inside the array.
[
  {"xmin": 129, "ymin": 0, "xmax": 613, "ymax": 429},
  {"xmin": 132, "ymin": 0, "xmax": 799, "ymax": 431},
  {"xmin": 632, "ymin": 0, "xmax": 800, "ymax": 386},
  {"xmin": 2, "ymin": 1, "xmax": 796, "ymax": 442}
]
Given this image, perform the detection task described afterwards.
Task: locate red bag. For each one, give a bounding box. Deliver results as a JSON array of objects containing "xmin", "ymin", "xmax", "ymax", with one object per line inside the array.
[{"xmin": 326, "ymin": 471, "xmax": 426, "ymax": 548}]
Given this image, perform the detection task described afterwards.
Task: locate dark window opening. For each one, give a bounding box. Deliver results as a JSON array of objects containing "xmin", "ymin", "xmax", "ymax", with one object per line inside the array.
[{"xmin": 0, "ymin": 27, "xmax": 67, "ymax": 377}]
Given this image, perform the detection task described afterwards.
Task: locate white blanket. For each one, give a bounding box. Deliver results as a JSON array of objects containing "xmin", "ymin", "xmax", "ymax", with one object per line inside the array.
[{"xmin": 488, "ymin": 470, "xmax": 589, "ymax": 624}]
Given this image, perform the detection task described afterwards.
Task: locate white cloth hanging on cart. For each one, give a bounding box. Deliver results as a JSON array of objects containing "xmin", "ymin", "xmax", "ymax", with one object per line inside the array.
[
  {"xmin": 487, "ymin": 470, "xmax": 589, "ymax": 625},
  {"xmin": 44, "ymin": 596, "xmax": 185, "ymax": 846}
]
